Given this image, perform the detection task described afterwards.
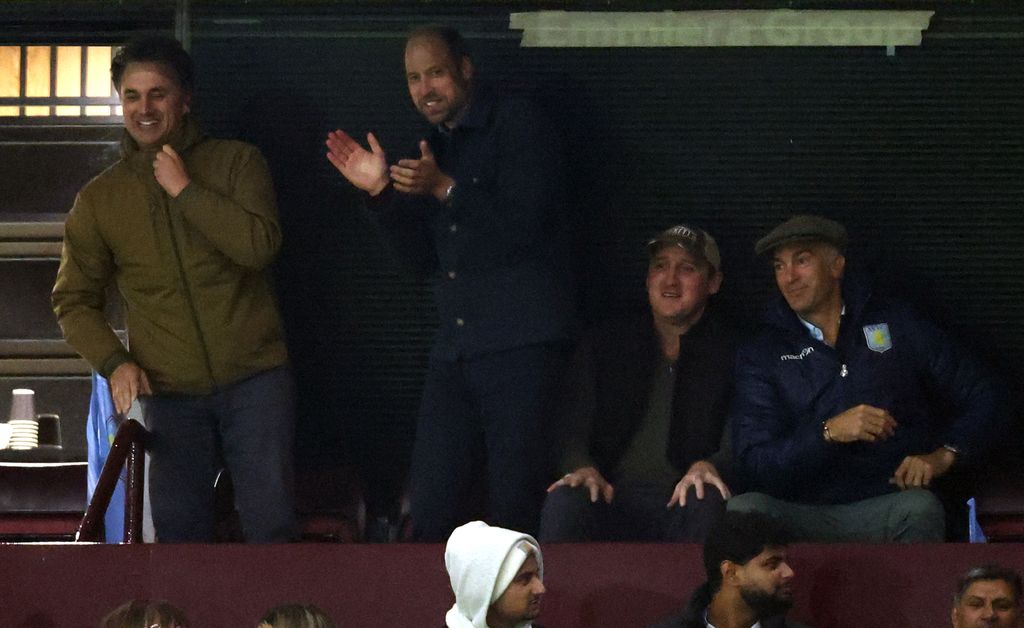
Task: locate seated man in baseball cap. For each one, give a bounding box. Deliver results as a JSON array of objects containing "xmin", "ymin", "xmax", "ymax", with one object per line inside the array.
[{"xmin": 540, "ymin": 224, "xmax": 737, "ymax": 542}]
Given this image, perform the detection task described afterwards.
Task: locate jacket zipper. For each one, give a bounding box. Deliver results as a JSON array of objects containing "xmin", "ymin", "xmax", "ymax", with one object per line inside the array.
[{"xmin": 160, "ymin": 192, "xmax": 218, "ymax": 389}]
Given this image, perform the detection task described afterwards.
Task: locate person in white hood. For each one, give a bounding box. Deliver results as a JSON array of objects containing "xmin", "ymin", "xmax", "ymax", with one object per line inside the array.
[{"xmin": 445, "ymin": 521, "xmax": 546, "ymax": 628}]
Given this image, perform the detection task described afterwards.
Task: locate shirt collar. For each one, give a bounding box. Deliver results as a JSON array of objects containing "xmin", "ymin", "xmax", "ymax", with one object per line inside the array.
[{"xmin": 798, "ymin": 304, "xmax": 845, "ymax": 342}]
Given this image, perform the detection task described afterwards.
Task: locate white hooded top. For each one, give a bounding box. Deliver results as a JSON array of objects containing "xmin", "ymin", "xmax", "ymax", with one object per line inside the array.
[{"xmin": 444, "ymin": 520, "xmax": 544, "ymax": 628}]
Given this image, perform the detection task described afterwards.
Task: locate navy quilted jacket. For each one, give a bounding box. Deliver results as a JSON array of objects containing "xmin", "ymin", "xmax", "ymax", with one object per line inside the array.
[{"xmin": 731, "ymin": 274, "xmax": 1006, "ymax": 504}]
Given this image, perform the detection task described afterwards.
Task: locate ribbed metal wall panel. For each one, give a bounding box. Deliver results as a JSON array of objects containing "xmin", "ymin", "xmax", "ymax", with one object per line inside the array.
[{"xmin": 188, "ymin": 8, "xmax": 1024, "ymax": 506}]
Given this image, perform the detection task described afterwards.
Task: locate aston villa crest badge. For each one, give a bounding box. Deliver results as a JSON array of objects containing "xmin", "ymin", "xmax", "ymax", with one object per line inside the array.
[{"xmin": 863, "ymin": 323, "xmax": 892, "ymax": 353}]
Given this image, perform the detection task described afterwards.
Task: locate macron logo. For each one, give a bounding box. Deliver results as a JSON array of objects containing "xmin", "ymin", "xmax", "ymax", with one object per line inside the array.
[{"xmin": 780, "ymin": 347, "xmax": 814, "ymax": 361}]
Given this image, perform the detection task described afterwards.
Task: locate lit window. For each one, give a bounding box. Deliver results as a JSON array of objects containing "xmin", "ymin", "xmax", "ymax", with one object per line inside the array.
[{"xmin": 0, "ymin": 44, "xmax": 120, "ymax": 119}]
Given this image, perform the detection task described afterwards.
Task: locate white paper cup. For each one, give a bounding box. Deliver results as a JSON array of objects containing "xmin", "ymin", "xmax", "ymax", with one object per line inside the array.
[{"xmin": 8, "ymin": 389, "xmax": 36, "ymax": 422}]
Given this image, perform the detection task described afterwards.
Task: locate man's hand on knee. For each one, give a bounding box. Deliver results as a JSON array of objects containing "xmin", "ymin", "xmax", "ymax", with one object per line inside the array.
[
  {"xmin": 668, "ymin": 460, "xmax": 731, "ymax": 508},
  {"xmin": 546, "ymin": 466, "xmax": 614, "ymax": 504},
  {"xmin": 891, "ymin": 447, "xmax": 956, "ymax": 490}
]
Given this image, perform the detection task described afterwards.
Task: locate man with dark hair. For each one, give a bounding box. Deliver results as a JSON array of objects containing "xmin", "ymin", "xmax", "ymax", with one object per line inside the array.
[
  {"xmin": 53, "ymin": 35, "xmax": 296, "ymax": 542},
  {"xmin": 652, "ymin": 511, "xmax": 803, "ymax": 628},
  {"xmin": 110, "ymin": 36, "xmax": 193, "ymax": 93},
  {"xmin": 324, "ymin": 25, "xmax": 575, "ymax": 540},
  {"xmin": 729, "ymin": 215, "xmax": 1007, "ymax": 542},
  {"xmin": 539, "ymin": 224, "xmax": 734, "ymax": 542},
  {"xmin": 952, "ymin": 564, "xmax": 1023, "ymax": 628}
]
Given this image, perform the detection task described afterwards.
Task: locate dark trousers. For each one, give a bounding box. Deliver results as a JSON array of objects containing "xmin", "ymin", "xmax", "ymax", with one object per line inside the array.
[
  {"xmin": 142, "ymin": 365, "xmax": 297, "ymax": 543},
  {"xmin": 409, "ymin": 343, "xmax": 569, "ymax": 541},
  {"xmin": 539, "ymin": 481, "xmax": 725, "ymax": 542}
]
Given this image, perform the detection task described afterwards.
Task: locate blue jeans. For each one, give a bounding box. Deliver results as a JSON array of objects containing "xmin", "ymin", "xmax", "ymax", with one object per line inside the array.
[
  {"xmin": 409, "ymin": 343, "xmax": 570, "ymax": 541},
  {"xmin": 141, "ymin": 366, "xmax": 297, "ymax": 542}
]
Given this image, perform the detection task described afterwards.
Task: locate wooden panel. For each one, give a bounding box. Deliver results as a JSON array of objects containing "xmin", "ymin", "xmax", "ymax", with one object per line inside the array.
[
  {"xmin": 1, "ymin": 543, "xmax": 1024, "ymax": 627},
  {"xmin": 0, "ymin": 339, "xmax": 77, "ymax": 357},
  {"xmin": 0, "ymin": 259, "xmax": 63, "ymax": 339},
  {"xmin": 0, "ymin": 462, "xmax": 87, "ymax": 513},
  {"xmin": 0, "ymin": 125, "xmax": 121, "ymax": 215},
  {"xmin": 0, "ymin": 358, "xmax": 91, "ymax": 375},
  {"xmin": 0, "ymin": 214, "xmax": 64, "ymax": 239},
  {"xmin": 0, "ymin": 242, "xmax": 62, "ymax": 257},
  {"xmin": 0, "ymin": 260, "xmax": 124, "ymax": 340}
]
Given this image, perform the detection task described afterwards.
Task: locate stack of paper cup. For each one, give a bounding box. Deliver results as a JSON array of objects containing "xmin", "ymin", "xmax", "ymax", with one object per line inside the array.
[
  {"xmin": 8, "ymin": 389, "xmax": 38, "ymax": 450},
  {"xmin": 9, "ymin": 420, "xmax": 38, "ymax": 449}
]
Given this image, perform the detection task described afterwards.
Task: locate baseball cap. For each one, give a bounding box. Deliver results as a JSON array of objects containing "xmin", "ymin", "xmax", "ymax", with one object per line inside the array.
[{"xmin": 647, "ymin": 224, "xmax": 721, "ymax": 272}]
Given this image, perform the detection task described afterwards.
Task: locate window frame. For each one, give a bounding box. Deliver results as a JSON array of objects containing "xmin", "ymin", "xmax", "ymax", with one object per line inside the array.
[{"xmin": 0, "ymin": 43, "xmax": 121, "ymax": 123}]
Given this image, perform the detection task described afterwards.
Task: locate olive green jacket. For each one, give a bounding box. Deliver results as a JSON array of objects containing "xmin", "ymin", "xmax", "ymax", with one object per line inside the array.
[{"xmin": 52, "ymin": 116, "xmax": 289, "ymax": 394}]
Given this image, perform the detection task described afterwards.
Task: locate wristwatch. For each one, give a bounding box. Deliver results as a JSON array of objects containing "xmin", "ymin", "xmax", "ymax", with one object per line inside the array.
[{"xmin": 443, "ymin": 182, "xmax": 456, "ymax": 205}]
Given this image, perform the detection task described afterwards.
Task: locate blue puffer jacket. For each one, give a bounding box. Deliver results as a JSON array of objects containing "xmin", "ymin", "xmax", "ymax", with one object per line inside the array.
[{"xmin": 731, "ymin": 274, "xmax": 1006, "ymax": 504}]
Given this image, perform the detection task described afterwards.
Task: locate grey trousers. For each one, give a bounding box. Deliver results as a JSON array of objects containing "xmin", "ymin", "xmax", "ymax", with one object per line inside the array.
[{"xmin": 727, "ymin": 489, "xmax": 945, "ymax": 542}]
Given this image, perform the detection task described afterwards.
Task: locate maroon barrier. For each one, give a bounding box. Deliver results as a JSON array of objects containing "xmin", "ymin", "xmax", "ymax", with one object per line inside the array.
[{"xmin": 0, "ymin": 542, "xmax": 1022, "ymax": 627}]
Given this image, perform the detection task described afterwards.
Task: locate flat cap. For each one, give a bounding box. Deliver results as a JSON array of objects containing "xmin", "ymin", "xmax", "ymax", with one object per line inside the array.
[{"xmin": 754, "ymin": 214, "xmax": 848, "ymax": 256}]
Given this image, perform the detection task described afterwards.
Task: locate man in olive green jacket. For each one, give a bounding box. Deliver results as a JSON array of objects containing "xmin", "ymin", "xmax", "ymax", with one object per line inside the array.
[{"xmin": 52, "ymin": 36, "xmax": 295, "ymax": 542}]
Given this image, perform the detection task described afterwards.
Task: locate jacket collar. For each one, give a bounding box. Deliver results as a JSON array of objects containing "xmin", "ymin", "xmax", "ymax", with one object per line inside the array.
[
  {"xmin": 121, "ymin": 114, "xmax": 205, "ymax": 173},
  {"xmin": 765, "ymin": 270, "xmax": 872, "ymax": 337},
  {"xmin": 436, "ymin": 80, "xmax": 496, "ymax": 136},
  {"xmin": 647, "ymin": 304, "xmax": 719, "ymax": 352}
]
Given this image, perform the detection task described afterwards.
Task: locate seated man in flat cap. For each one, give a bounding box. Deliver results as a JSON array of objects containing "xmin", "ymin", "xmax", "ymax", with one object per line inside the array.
[
  {"xmin": 540, "ymin": 224, "xmax": 736, "ymax": 542},
  {"xmin": 728, "ymin": 215, "xmax": 1007, "ymax": 542}
]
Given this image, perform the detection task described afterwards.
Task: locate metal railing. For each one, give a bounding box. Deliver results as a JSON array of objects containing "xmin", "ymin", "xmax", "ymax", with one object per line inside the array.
[{"xmin": 75, "ymin": 417, "xmax": 146, "ymax": 543}]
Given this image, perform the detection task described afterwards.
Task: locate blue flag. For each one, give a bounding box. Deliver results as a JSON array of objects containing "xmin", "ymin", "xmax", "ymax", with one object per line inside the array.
[
  {"xmin": 86, "ymin": 370, "xmax": 126, "ymax": 543},
  {"xmin": 968, "ymin": 497, "xmax": 987, "ymax": 543}
]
